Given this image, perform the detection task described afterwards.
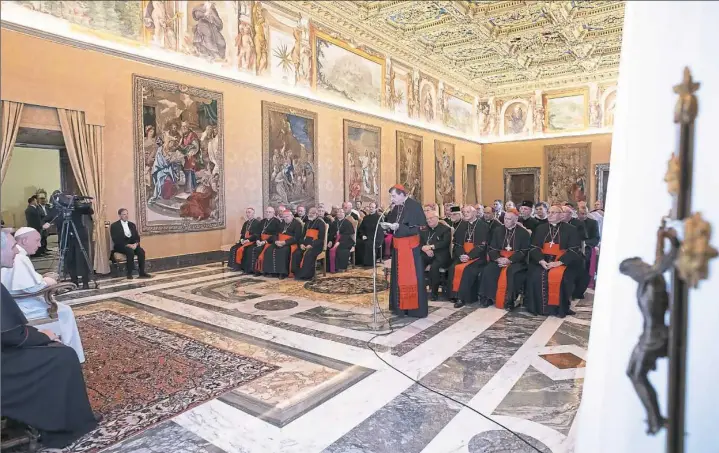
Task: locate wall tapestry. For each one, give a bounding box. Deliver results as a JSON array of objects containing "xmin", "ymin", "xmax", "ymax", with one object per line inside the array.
[
  {"xmin": 343, "ymin": 120, "xmax": 381, "ymax": 205},
  {"xmin": 396, "ymin": 131, "xmax": 423, "ymax": 203},
  {"xmin": 312, "ymin": 28, "xmax": 384, "ymax": 108},
  {"xmin": 133, "ymin": 75, "xmax": 225, "ymax": 235},
  {"xmin": 262, "ymin": 101, "xmax": 318, "ymax": 211},
  {"xmin": 544, "ymin": 142, "xmax": 591, "ymax": 205},
  {"xmin": 543, "ymin": 89, "xmax": 588, "ymax": 133},
  {"xmin": 434, "ymin": 140, "xmax": 455, "ymax": 205}
]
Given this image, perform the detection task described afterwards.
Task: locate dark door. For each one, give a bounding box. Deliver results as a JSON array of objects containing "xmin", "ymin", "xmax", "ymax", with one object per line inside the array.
[
  {"xmin": 601, "ymin": 170, "xmax": 609, "ymax": 207},
  {"xmin": 510, "ymin": 174, "xmax": 535, "ymax": 204}
]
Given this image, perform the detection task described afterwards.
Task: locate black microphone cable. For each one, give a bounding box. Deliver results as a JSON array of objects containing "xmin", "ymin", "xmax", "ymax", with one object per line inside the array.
[{"xmin": 364, "ymin": 212, "xmax": 545, "ymax": 453}]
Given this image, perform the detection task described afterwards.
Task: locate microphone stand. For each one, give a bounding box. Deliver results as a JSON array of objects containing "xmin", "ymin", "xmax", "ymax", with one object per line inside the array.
[{"xmin": 368, "ymin": 204, "xmax": 393, "ymax": 331}]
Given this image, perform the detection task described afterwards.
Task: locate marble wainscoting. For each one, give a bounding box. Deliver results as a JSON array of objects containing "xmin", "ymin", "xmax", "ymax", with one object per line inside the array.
[{"xmin": 56, "ymin": 264, "xmax": 595, "ymax": 453}]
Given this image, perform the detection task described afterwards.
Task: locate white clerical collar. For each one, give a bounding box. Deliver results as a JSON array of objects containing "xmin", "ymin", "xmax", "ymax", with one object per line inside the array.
[{"xmin": 16, "ymin": 245, "xmax": 28, "ymax": 257}]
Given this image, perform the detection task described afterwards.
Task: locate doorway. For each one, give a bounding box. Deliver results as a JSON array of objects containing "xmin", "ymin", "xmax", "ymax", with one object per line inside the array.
[
  {"xmin": 595, "ymin": 163, "xmax": 610, "ymax": 208},
  {"xmin": 503, "ymin": 167, "xmax": 541, "ymax": 204}
]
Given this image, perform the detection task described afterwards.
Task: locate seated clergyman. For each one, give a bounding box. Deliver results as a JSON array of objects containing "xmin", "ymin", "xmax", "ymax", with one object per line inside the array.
[
  {"xmin": 420, "ymin": 211, "xmax": 451, "ymax": 301},
  {"xmin": 1, "ymin": 231, "xmax": 98, "ymax": 449},
  {"xmin": 448, "ymin": 205, "xmax": 489, "ymax": 308},
  {"xmin": 228, "ymin": 207, "xmax": 261, "ymax": 272},
  {"xmin": 292, "ymin": 207, "xmax": 327, "ymax": 280},
  {"xmin": 328, "ymin": 209, "xmax": 355, "ymax": 273},
  {"xmin": 251, "ymin": 206, "xmax": 282, "ymax": 275},
  {"xmin": 478, "ymin": 208, "xmax": 531, "ymax": 310},
  {"xmin": 262, "ymin": 209, "xmax": 302, "ymax": 279},
  {"xmin": 0, "ymin": 227, "xmax": 85, "ymax": 362}
]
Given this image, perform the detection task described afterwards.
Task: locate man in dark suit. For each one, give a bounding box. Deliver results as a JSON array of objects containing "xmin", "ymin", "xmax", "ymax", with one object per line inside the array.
[
  {"xmin": 420, "ymin": 210, "xmax": 452, "ymax": 300},
  {"xmin": 110, "ymin": 209, "xmax": 150, "ymax": 280},
  {"xmin": 24, "ymin": 196, "xmax": 44, "ymax": 255}
]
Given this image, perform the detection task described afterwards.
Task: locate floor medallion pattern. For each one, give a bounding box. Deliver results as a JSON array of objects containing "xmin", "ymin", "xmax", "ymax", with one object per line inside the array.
[{"xmin": 303, "ymin": 276, "xmax": 388, "ymax": 294}]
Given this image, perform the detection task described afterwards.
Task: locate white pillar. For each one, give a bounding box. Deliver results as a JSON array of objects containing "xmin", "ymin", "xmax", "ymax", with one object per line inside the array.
[{"xmin": 577, "ymin": 2, "xmax": 719, "ymax": 453}]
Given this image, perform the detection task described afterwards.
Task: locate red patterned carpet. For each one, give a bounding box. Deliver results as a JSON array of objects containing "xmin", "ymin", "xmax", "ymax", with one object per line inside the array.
[{"xmin": 67, "ymin": 311, "xmax": 278, "ymax": 452}]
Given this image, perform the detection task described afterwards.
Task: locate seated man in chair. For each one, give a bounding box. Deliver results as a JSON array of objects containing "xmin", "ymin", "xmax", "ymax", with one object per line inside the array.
[
  {"xmin": 0, "ymin": 227, "xmax": 85, "ymax": 362},
  {"xmin": 1, "ymin": 231, "xmax": 99, "ymax": 450},
  {"xmin": 110, "ymin": 208, "xmax": 151, "ymax": 280}
]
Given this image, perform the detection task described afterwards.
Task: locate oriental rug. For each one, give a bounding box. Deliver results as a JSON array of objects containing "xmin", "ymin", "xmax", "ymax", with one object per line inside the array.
[
  {"xmin": 304, "ymin": 276, "xmax": 388, "ymax": 295},
  {"xmin": 68, "ymin": 311, "xmax": 278, "ymax": 452}
]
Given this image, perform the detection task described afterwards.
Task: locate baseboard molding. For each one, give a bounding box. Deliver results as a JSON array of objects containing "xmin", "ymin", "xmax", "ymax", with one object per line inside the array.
[{"xmin": 107, "ymin": 250, "xmax": 226, "ymax": 275}]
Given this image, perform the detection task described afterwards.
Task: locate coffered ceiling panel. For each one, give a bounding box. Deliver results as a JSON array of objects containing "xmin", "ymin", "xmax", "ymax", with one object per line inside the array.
[{"xmin": 280, "ymin": 0, "xmax": 624, "ymax": 96}]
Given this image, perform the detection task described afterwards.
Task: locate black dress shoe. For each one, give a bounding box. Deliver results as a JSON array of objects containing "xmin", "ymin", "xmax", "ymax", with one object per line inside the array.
[
  {"xmin": 82, "ymin": 283, "xmax": 90, "ymax": 290},
  {"xmin": 138, "ymin": 273, "xmax": 152, "ymax": 279},
  {"xmin": 430, "ymin": 293, "xmax": 438, "ymax": 301},
  {"xmin": 127, "ymin": 275, "xmax": 134, "ymax": 280},
  {"xmin": 453, "ymin": 300, "xmax": 465, "ymax": 308},
  {"xmin": 278, "ymin": 275, "xmax": 286, "ymax": 280},
  {"xmin": 567, "ymin": 309, "xmax": 576, "ymax": 316}
]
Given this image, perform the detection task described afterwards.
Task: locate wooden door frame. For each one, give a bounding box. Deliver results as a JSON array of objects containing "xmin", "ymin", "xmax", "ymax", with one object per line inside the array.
[
  {"xmin": 595, "ymin": 163, "xmax": 610, "ymax": 205},
  {"xmin": 503, "ymin": 167, "xmax": 541, "ymax": 203}
]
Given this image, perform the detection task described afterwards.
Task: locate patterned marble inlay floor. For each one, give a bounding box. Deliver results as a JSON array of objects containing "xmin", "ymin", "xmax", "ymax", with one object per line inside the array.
[{"xmin": 56, "ymin": 263, "xmax": 594, "ymax": 452}]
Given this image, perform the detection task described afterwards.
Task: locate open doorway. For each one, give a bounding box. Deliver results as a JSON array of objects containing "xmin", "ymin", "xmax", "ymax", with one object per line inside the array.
[{"xmin": 0, "ymin": 127, "xmax": 79, "ymax": 273}]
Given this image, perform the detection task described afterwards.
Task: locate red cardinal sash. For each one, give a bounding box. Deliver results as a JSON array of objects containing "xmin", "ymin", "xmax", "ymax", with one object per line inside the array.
[
  {"xmin": 451, "ymin": 242, "xmax": 480, "ymax": 293},
  {"xmin": 279, "ymin": 233, "xmax": 297, "ymax": 277},
  {"xmin": 300, "ymin": 228, "xmax": 320, "ymax": 269},
  {"xmin": 234, "ymin": 231, "xmax": 254, "ymax": 264},
  {"xmin": 392, "ymin": 234, "xmax": 421, "ymax": 310},
  {"xmin": 494, "ymin": 250, "xmax": 514, "ymax": 309},
  {"xmin": 541, "ymin": 242, "xmax": 567, "ymax": 306},
  {"xmin": 255, "ymin": 234, "xmax": 272, "ymax": 272}
]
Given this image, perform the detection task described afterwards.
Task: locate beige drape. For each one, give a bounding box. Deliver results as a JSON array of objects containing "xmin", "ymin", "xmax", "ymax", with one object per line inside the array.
[
  {"xmin": 57, "ymin": 108, "xmax": 110, "ymax": 274},
  {"xmin": 1, "ymin": 101, "xmax": 24, "ymax": 183}
]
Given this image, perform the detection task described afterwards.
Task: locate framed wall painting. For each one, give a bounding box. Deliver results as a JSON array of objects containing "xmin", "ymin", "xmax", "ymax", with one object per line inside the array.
[
  {"xmin": 133, "ymin": 74, "xmax": 225, "ymax": 235},
  {"xmin": 434, "ymin": 140, "xmax": 455, "ymax": 205},
  {"xmin": 544, "ymin": 142, "xmax": 591, "ymax": 205},
  {"xmin": 395, "ymin": 131, "xmax": 423, "ymax": 203},
  {"xmin": 343, "ymin": 120, "xmax": 381, "ymax": 204},
  {"xmin": 261, "ymin": 101, "xmax": 319, "ymax": 211},
  {"xmin": 595, "ymin": 163, "xmax": 610, "ymax": 207},
  {"xmin": 543, "ymin": 88, "xmax": 589, "ymax": 133}
]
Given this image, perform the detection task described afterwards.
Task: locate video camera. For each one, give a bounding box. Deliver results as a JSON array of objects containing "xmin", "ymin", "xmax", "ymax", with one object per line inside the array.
[{"xmin": 50, "ymin": 191, "xmax": 94, "ymax": 211}]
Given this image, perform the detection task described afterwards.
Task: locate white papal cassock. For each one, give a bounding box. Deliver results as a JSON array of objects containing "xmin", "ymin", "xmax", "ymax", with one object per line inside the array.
[{"xmin": 0, "ymin": 245, "xmax": 85, "ymax": 363}]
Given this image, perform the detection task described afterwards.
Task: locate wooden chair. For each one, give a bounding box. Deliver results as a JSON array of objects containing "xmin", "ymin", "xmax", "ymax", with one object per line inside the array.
[
  {"xmin": 12, "ymin": 282, "xmax": 76, "ymax": 326},
  {"xmin": 314, "ymin": 218, "xmax": 329, "ymax": 277}
]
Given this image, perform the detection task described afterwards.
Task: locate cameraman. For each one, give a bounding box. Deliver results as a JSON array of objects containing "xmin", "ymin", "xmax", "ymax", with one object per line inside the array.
[{"xmin": 43, "ymin": 191, "xmax": 94, "ymax": 290}]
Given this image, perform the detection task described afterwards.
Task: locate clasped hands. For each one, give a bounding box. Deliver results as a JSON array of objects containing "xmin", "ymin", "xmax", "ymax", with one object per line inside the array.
[
  {"xmin": 539, "ymin": 259, "xmax": 563, "ymax": 270},
  {"xmin": 300, "ymin": 244, "xmax": 312, "ymax": 251},
  {"xmin": 421, "ymin": 245, "xmax": 434, "ymax": 257},
  {"xmin": 496, "ymin": 257, "xmax": 511, "ymax": 267},
  {"xmin": 380, "ymin": 222, "xmax": 399, "ymax": 231},
  {"xmin": 39, "ymin": 329, "xmax": 60, "ymax": 341},
  {"xmin": 459, "ymin": 254, "xmax": 469, "ymax": 263}
]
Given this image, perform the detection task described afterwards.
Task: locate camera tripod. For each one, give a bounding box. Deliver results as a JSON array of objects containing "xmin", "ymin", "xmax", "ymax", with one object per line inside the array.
[{"xmin": 55, "ymin": 211, "xmax": 99, "ymax": 289}]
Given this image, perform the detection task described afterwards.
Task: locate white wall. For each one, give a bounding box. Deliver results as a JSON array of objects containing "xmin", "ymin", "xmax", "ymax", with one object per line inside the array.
[{"xmin": 576, "ymin": 2, "xmax": 719, "ymax": 452}]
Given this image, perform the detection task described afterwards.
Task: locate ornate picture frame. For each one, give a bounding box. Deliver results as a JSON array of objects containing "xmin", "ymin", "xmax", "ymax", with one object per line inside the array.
[
  {"xmin": 544, "ymin": 142, "xmax": 592, "ymax": 205},
  {"xmin": 261, "ymin": 101, "xmax": 319, "ymax": 212},
  {"xmin": 595, "ymin": 163, "xmax": 610, "ymax": 205},
  {"xmin": 132, "ymin": 74, "xmax": 225, "ymax": 235},
  {"xmin": 543, "ymin": 88, "xmax": 589, "ymax": 133},
  {"xmin": 434, "ymin": 140, "xmax": 456, "ymax": 205},
  {"xmin": 503, "ymin": 167, "xmax": 541, "ymax": 204},
  {"xmin": 395, "ymin": 131, "xmax": 423, "ymax": 203},
  {"xmin": 343, "ymin": 119, "xmax": 381, "ymax": 204}
]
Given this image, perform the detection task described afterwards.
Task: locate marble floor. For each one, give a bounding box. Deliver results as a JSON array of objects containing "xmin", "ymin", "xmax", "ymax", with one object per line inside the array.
[{"xmin": 58, "ymin": 263, "xmax": 593, "ymax": 453}]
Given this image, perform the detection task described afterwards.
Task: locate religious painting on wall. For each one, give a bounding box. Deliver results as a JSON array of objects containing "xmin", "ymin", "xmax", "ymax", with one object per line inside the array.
[
  {"xmin": 141, "ymin": 1, "xmax": 180, "ymax": 51},
  {"xmin": 396, "ymin": 131, "xmax": 423, "ymax": 203},
  {"xmin": 262, "ymin": 101, "xmax": 318, "ymax": 211},
  {"xmin": 444, "ymin": 94, "xmax": 473, "ymax": 133},
  {"xmin": 388, "ymin": 63, "xmax": 410, "ymax": 116},
  {"xmin": 503, "ymin": 101, "xmax": 528, "ymax": 136},
  {"xmin": 344, "ymin": 120, "xmax": 381, "ymax": 205},
  {"xmin": 266, "ymin": 8, "xmax": 311, "ymax": 86},
  {"xmin": 312, "ymin": 28, "xmax": 385, "ymax": 108},
  {"xmin": 133, "ymin": 75, "xmax": 225, "ymax": 235},
  {"xmin": 544, "ymin": 143, "xmax": 591, "ymax": 205},
  {"xmin": 543, "ymin": 89, "xmax": 589, "ymax": 133},
  {"xmin": 419, "ymin": 79, "xmax": 437, "ymax": 123},
  {"xmin": 434, "ymin": 140, "xmax": 455, "ymax": 205}
]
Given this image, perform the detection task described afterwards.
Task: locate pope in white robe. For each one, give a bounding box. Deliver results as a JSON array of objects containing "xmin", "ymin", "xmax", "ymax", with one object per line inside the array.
[{"xmin": 0, "ymin": 227, "xmax": 85, "ymax": 362}]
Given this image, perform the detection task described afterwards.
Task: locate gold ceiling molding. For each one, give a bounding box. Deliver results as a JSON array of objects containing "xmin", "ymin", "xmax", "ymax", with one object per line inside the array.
[{"xmin": 278, "ymin": 0, "xmax": 624, "ymax": 97}]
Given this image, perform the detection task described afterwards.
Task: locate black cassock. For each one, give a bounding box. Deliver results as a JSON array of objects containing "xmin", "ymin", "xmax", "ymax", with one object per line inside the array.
[
  {"xmin": 478, "ymin": 225, "xmax": 531, "ymax": 309},
  {"xmin": 419, "ymin": 222, "xmax": 452, "ymax": 295},
  {"xmin": 248, "ymin": 218, "xmax": 282, "ymax": 274},
  {"xmin": 228, "ymin": 218, "xmax": 261, "ymax": 271},
  {"xmin": 328, "ymin": 218, "xmax": 355, "ymax": 272},
  {"xmin": 356, "ymin": 212, "xmax": 383, "ymax": 267},
  {"xmin": 387, "ymin": 197, "xmax": 429, "ymax": 318},
  {"xmin": 525, "ymin": 222, "xmax": 581, "ymax": 317},
  {"xmin": 263, "ymin": 219, "xmax": 303, "ymax": 276},
  {"xmin": 448, "ymin": 219, "xmax": 489, "ymax": 304},
  {"xmin": 519, "ymin": 216, "xmax": 539, "ymax": 233},
  {"xmin": 291, "ymin": 218, "xmax": 327, "ymax": 280},
  {"xmin": 1, "ymin": 285, "xmax": 97, "ymax": 448},
  {"xmin": 571, "ymin": 217, "xmax": 601, "ymax": 299}
]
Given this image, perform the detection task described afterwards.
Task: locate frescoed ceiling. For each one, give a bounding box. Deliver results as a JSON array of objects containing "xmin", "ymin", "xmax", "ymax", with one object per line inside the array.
[{"xmin": 274, "ymin": 0, "xmax": 624, "ymax": 97}]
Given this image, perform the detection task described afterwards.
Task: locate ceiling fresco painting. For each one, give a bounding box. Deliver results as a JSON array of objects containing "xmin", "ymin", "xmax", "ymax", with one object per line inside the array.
[{"xmin": 3, "ymin": 0, "xmax": 624, "ymax": 141}]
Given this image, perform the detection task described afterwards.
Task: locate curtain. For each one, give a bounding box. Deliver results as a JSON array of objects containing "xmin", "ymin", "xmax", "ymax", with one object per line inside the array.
[
  {"xmin": 1, "ymin": 101, "xmax": 24, "ymax": 183},
  {"xmin": 57, "ymin": 108, "xmax": 110, "ymax": 274}
]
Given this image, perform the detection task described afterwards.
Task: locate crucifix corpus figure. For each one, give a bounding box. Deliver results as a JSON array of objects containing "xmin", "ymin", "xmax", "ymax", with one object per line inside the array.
[{"xmin": 619, "ymin": 221, "xmax": 680, "ymax": 435}]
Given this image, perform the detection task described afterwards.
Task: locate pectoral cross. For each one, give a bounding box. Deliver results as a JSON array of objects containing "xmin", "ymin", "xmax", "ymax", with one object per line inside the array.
[
  {"xmin": 548, "ymin": 241, "xmax": 554, "ymax": 247},
  {"xmin": 505, "ymin": 245, "xmax": 512, "ymax": 251}
]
